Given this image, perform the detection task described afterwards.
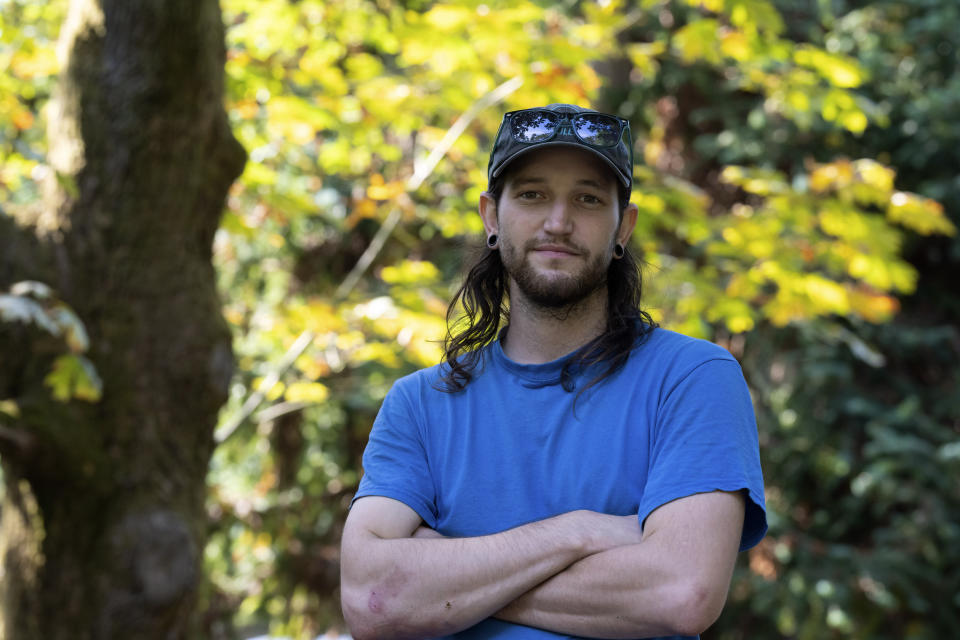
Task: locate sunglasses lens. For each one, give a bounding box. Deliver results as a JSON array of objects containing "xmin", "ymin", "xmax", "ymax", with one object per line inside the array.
[
  {"xmin": 510, "ymin": 111, "xmax": 559, "ymax": 143},
  {"xmin": 573, "ymin": 114, "xmax": 621, "ymax": 147}
]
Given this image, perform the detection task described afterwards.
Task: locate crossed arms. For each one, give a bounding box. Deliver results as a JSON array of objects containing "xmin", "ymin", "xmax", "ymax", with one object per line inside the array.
[{"xmin": 339, "ymin": 491, "xmax": 745, "ymax": 640}]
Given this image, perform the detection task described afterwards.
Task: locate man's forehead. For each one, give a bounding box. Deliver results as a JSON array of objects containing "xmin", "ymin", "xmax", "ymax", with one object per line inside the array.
[
  {"xmin": 505, "ymin": 146, "xmax": 617, "ymax": 188},
  {"xmin": 510, "ymin": 175, "xmax": 610, "ymax": 191}
]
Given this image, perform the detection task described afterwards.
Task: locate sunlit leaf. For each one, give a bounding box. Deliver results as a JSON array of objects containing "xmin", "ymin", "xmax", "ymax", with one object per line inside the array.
[
  {"xmin": 794, "ymin": 45, "xmax": 864, "ymax": 88},
  {"xmin": 380, "ymin": 260, "xmax": 440, "ymax": 285},
  {"xmin": 888, "ymin": 192, "xmax": 957, "ymax": 236},
  {"xmin": 283, "ymin": 381, "xmax": 330, "ymax": 404},
  {"xmin": 43, "ymin": 354, "xmax": 103, "ymax": 403},
  {"xmin": 673, "ymin": 19, "xmax": 722, "ymax": 64}
]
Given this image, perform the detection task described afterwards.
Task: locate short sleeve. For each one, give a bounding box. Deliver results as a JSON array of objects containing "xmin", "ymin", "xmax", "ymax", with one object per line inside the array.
[
  {"xmin": 638, "ymin": 357, "xmax": 767, "ymax": 551},
  {"xmin": 352, "ymin": 379, "xmax": 439, "ymax": 528}
]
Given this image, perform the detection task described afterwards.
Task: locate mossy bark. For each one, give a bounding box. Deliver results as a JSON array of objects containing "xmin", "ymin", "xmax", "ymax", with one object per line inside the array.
[{"xmin": 0, "ymin": 1, "xmax": 245, "ymax": 638}]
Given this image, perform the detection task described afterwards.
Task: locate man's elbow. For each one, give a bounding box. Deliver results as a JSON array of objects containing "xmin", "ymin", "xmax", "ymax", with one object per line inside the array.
[
  {"xmin": 342, "ymin": 614, "xmax": 393, "ymax": 640},
  {"xmin": 342, "ymin": 589, "xmax": 411, "ymax": 640},
  {"xmin": 341, "ymin": 588, "xmax": 375, "ymax": 640},
  {"xmin": 660, "ymin": 579, "xmax": 728, "ymax": 637},
  {"xmin": 341, "ymin": 585, "xmax": 447, "ymax": 640},
  {"xmin": 341, "ymin": 584, "xmax": 398, "ymax": 640}
]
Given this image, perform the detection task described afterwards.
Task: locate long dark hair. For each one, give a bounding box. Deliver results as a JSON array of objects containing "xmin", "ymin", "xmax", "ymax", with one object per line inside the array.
[{"xmin": 436, "ymin": 179, "xmax": 656, "ymax": 397}]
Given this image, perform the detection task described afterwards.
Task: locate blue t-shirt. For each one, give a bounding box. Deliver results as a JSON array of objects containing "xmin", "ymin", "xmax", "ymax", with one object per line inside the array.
[{"xmin": 354, "ymin": 327, "xmax": 767, "ymax": 640}]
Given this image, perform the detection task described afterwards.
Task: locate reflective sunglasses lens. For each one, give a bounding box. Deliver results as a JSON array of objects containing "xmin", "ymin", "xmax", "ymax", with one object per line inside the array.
[
  {"xmin": 573, "ymin": 114, "xmax": 621, "ymax": 146},
  {"xmin": 510, "ymin": 111, "xmax": 559, "ymax": 143}
]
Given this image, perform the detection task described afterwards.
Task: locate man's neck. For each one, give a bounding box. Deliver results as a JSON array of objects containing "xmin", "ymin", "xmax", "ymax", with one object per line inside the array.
[{"xmin": 501, "ymin": 284, "xmax": 608, "ymax": 364}]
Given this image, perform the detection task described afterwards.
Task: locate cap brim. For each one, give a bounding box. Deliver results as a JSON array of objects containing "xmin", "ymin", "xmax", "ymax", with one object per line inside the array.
[{"xmin": 490, "ymin": 141, "xmax": 631, "ymax": 189}]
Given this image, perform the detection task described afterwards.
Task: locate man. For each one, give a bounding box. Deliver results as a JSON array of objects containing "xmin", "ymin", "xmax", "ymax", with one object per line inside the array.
[{"xmin": 340, "ymin": 104, "xmax": 766, "ymax": 640}]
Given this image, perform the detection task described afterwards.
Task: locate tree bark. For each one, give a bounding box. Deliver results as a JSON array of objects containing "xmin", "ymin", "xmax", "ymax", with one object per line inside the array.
[{"xmin": 0, "ymin": 1, "xmax": 245, "ymax": 638}]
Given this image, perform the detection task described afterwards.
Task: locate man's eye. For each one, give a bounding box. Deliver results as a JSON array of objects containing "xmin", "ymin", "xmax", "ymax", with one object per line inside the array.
[
  {"xmin": 518, "ymin": 191, "xmax": 541, "ymax": 199},
  {"xmin": 580, "ymin": 194, "xmax": 602, "ymax": 204}
]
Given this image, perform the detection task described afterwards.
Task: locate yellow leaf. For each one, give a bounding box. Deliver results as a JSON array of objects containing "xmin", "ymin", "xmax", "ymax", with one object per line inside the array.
[
  {"xmin": 854, "ymin": 160, "xmax": 894, "ymax": 192},
  {"xmin": 730, "ymin": 0, "xmax": 785, "ymax": 34},
  {"xmin": 267, "ymin": 96, "xmax": 335, "ymax": 141},
  {"xmin": 344, "ymin": 52, "xmax": 385, "ymax": 81},
  {"xmin": 786, "ymin": 89, "xmax": 810, "ymax": 112},
  {"xmin": 840, "ymin": 111, "xmax": 868, "ymax": 134},
  {"xmin": 252, "ymin": 377, "xmax": 285, "ymax": 402},
  {"xmin": 298, "ymin": 41, "xmax": 346, "ymax": 76},
  {"xmin": 819, "ymin": 206, "xmax": 871, "ymax": 243},
  {"xmin": 849, "ymin": 289, "xmax": 899, "ymax": 322},
  {"xmin": 627, "ymin": 42, "xmax": 666, "ymax": 76},
  {"xmin": 848, "ymin": 254, "xmax": 916, "ymax": 292},
  {"xmin": 351, "ymin": 342, "xmax": 402, "ymax": 368},
  {"xmin": 673, "ymin": 19, "xmax": 722, "ymax": 64},
  {"xmin": 232, "ymin": 99, "xmax": 260, "ymax": 120},
  {"xmin": 720, "ymin": 30, "xmax": 751, "ymax": 61},
  {"xmin": 381, "ymin": 260, "xmax": 441, "ymax": 285},
  {"xmin": 345, "ymin": 198, "xmax": 379, "ymax": 228},
  {"xmin": 887, "ymin": 192, "xmax": 957, "ymax": 236},
  {"xmin": 12, "ymin": 108, "xmax": 35, "ymax": 131},
  {"xmin": 794, "ymin": 46, "xmax": 864, "ymax": 88},
  {"xmin": 294, "ymin": 354, "xmax": 331, "ymax": 380},
  {"xmin": 706, "ymin": 297, "xmax": 756, "ymax": 333},
  {"xmin": 633, "ymin": 191, "xmax": 666, "ymax": 216},
  {"xmin": 367, "ymin": 180, "xmax": 406, "ymax": 201},
  {"xmin": 284, "ymin": 381, "xmax": 330, "ymax": 404},
  {"xmin": 693, "ymin": 0, "xmax": 723, "ymax": 12},
  {"xmin": 424, "ymin": 5, "xmax": 471, "ymax": 30},
  {"xmin": 809, "ymin": 160, "xmax": 854, "ymax": 192},
  {"xmin": 10, "ymin": 47, "xmax": 59, "ymax": 78},
  {"xmin": 802, "ymin": 274, "xmax": 850, "ymax": 315}
]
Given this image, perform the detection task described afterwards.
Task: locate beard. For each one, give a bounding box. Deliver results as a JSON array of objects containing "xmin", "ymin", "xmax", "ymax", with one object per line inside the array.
[{"xmin": 500, "ymin": 235, "xmax": 612, "ymax": 309}]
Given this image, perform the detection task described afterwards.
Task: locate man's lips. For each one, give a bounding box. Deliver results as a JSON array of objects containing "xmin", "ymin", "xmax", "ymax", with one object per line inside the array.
[{"xmin": 530, "ymin": 244, "xmax": 581, "ymax": 257}]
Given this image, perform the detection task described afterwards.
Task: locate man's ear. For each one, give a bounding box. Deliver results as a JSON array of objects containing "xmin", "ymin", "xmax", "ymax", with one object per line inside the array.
[
  {"xmin": 478, "ymin": 191, "xmax": 499, "ymax": 236},
  {"xmin": 617, "ymin": 202, "xmax": 639, "ymax": 247}
]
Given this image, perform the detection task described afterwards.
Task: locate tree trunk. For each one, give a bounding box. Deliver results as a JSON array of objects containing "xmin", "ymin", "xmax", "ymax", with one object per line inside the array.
[{"xmin": 0, "ymin": 1, "xmax": 245, "ymax": 638}]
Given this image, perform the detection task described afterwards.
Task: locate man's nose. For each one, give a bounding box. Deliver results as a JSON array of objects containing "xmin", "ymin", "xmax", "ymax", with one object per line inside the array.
[{"xmin": 543, "ymin": 200, "xmax": 574, "ymax": 234}]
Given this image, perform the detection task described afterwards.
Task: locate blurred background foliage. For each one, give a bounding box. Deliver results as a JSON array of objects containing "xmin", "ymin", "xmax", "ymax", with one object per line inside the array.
[{"xmin": 1, "ymin": 0, "xmax": 958, "ymax": 638}]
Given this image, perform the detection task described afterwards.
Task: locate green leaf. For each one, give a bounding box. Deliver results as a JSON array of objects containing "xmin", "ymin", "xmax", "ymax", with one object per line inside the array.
[{"xmin": 43, "ymin": 354, "xmax": 103, "ymax": 403}]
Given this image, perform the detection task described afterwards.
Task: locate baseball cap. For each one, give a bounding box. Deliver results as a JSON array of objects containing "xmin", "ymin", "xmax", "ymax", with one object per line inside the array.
[{"xmin": 487, "ymin": 104, "xmax": 633, "ymax": 190}]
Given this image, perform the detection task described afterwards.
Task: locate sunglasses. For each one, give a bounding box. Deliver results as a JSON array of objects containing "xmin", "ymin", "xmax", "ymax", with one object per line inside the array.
[{"xmin": 505, "ymin": 108, "xmax": 632, "ymax": 150}]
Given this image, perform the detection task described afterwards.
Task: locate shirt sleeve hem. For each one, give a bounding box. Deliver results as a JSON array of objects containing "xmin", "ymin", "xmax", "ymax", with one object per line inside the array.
[
  {"xmin": 351, "ymin": 487, "xmax": 439, "ymax": 529},
  {"xmin": 638, "ymin": 483, "xmax": 768, "ymax": 552}
]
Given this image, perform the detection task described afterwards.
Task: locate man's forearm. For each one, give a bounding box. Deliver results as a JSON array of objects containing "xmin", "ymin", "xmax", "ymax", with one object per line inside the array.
[
  {"xmin": 341, "ymin": 509, "xmax": 642, "ymax": 640},
  {"xmin": 496, "ymin": 492, "xmax": 745, "ymax": 638},
  {"xmin": 495, "ymin": 543, "xmax": 696, "ymax": 638}
]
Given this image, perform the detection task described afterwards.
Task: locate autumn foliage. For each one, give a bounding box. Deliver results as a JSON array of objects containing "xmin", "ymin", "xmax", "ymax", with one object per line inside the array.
[{"xmin": 1, "ymin": 0, "xmax": 958, "ymax": 638}]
